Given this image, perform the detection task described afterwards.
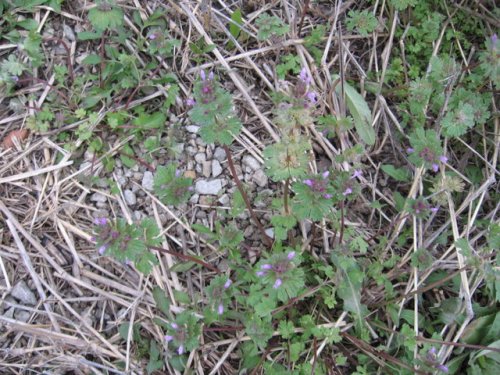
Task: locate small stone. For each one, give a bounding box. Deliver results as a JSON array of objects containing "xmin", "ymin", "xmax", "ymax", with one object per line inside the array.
[
  {"xmin": 199, "ymin": 196, "xmax": 214, "ymax": 206},
  {"xmin": 124, "ymin": 190, "xmax": 137, "ymax": 206},
  {"xmin": 242, "ymin": 155, "xmax": 261, "ymax": 171},
  {"xmin": 244, "ymin": 226, "xmax": 254, "ymax": 238},
  {"xmin": 186, "ymin": 146, "xmax": 198, "ymax": 156},
  {"xmin": 132, "ymin": 211, "xmax": 144, "ymax": 221},
  {"xmin": 63, "ymin": 24, "xmax": 76, "ymax": 41},
  {"xmin": 90, "ymin": 193, "xmax": 107, "ymax": 203},
  {"xmin": 265, "ymin": 228, "xmax": 275, "ymax": 239},
  {"xmin": 189, "ymin": 194, "xmax": 199, "ymax": 204},
  {"xmin": 218, "ymin": 194, "xmax": 230, "ymax": 206},
  {"xmin": 213, "ymin": 147, "xmax": 226, "ymax": 162},
  {"xmin": 11, "ymin": 280, "xmax": 37, "ymax": 305},
  {"xmin": 195, "ymin": 153, "xmax": 206, "ymax": 164},
  {"xmin": 202, "ymin": 161, "xmax": 211, "ymax": 177},
  {"xmin": 142, "ymin": 171, "xmax": 154, "ymax": 191},
  {"xmin": 184, "ymin": 170, "xmax": 196, "ymax": 179},
  {"xmin": 14, "ymin": 310, "xmax": 31, "ymax": 323},
  {"xmin": 212, "ymin": 160, "xmax": 223, "ymax": 177},
  {"xmin": 186, "ymin": 125, "xmax": 200, "ymax": 133},
  {"xmin": 3, "ymin": 308, "xmax": 14, "ymax": 319},
  {"xmin": 117, "ymin": 175, "xmax": 127, "ymax": 186},
  {"xmin": 195, "ymin": 179, "xmax": 223, "ymax": 195},
  {"xmin": 252, "ymin": 169, "xmax": 268, "ymax": 187}
]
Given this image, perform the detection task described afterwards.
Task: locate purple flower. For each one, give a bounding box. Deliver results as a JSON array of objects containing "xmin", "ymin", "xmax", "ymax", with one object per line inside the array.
[
  {"xmin": 177, "ymin": 345, "xmax": 184, "ymax": 355},
  {"xmin": 164, "ymin": 335, "xmax": 174, "ymax": 342},
  {"xmin": 491, "ymin": 34, "xmax": 498, "ymax": 48},
  {"xmin": 436, "ymin": 364, "xmax": 448, "ymax": 373},
  {"xmin": 342, "ymin": 187, "xmax": 352, "ymax": 196},
  {"xmin": 273, "ymin": 278, "xmax": 282, "ymax": 289},
  {"xmin": 175, "ymin": 169, "xmax": 182, "ymax": 177},
  {"xmin": 432, "ymin": 163, "xmax": 439, "ymax": 172},
  {"xmin": 351, "ymin": 170, "xmax": 362, "ymax": 179},
  {"xmin": 439, "ymin": 155, "xmax": 448, "ymax": 163},
  {"xmin": 11, "ymin": 76, "xmax": 19, "ymax": 82},
  {"xmin": 427, "ymin": 347, "xmax": 437, "ymax": 361},
  {"xmin": 256, "ymin": 271, "xmax": 266, "ymax": 277},
  {"xmin": 261, "ymin": 264, "xmax": 273, "ymax": 270},
  {"xmin": 148, "ymin": 33, "xmax": 157, "ymax": 40},
  {"xmin": 217, "ymin": 303, "xmax": 224, "ymax": 315},
  {"xmin": 322, "ymin": 171, "xmax": 330, "ymax": 179},
  {"xmin": 124, "ymin": 259, "xmax": 132, "ymax": 266},
  {"xmin": 200, "ymin": 70, "xmax": 206, "ymax": 81},
  {"xmin": 303, "ymin": 179, "xmax": 314, "ymax": 187},
  {"xmin": 299, "ymin": 67, "xmax": 311, "ymax": 85},
  {"xmin": 90, "ymin": 236, "xmax": 96, "ymax": 242},
  {"xmin": 430, "ymin": 206, "xmax": 439, "ymax": 213},
  {"xmin": 208, "ymin": 71, "xmax": 214, "ymax": 80},
  {"xmin": 188, "ymin": 186, "xmax": 194, "ymax": 191},
  {"xmin": 224, "ymin": 279, "xmax": 232, "ymax": 289},
  {"xmin": 287, "ymin": 251, "xmax": 296, "ymax": 260},
  {"xmin": 306, "ymin": 91, "xmax": 317, "ymax": 104},
  {"xmin": 171, "ymin": 323, "xmax": 178, "ymax": 330},
  {"xmin": 98, "ymin": 245, "xmax": 107, "ymax": 255},
  {"xmin": 94, "ymin": 217, "xmax": 107, "ymax": 226},
  {"xmin": 185, "ymin": 98, "xmax": 196, "ymax": 106},
  {"xmin": 407, "ymin": 147, "xmax": 414, "ymax": 153},
  {"xmin": 323, "ymin": 193, "xmax": 332, "ymax": 199},
  {"xmin": 111, "ymin": 231, "xmax": 119, "ymax": 239}
]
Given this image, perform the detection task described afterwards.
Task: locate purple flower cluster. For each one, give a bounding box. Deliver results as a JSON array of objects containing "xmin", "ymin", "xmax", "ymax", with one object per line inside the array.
[
  {"xmin": 411, "ymin": 198, "xmax": 439, "ymax": 216},
  {"xmin": 256, "ymin": 252, "xmax": 296, "ymax": 289},
  {"xmin": 197, "ymin": 69, "xmax": 216, "ymax": 104},
  {"xmin": 303, "ymin": 171, "xmax": 332, "ymax": 199},
  {"xmin": 425, "ymin": 347, "xmax": 449, "ymax": 373},
  {"xmin": 164, "ymin": 322, "xmax": 186, "ymax": 355},
  {"xmin": 407, "ymin": 148, "xmax": 448, "ymax": 172},
  {"xmin": 294, "ymin": 67, "xmax": 317, "ymax": 108}
]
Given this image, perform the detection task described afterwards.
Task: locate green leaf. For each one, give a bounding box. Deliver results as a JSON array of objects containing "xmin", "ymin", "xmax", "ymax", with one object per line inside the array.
[
  {"xmin": 88, "ymin": 1, "xmax": 124, "ymax": 31},
  {"xmin": 333, "ymin": 75, "xmax": 375, "ymax": 145},
  {"xmin": 147, "ymin": 340, "xmax": 163, "ymax": 374},
  {"xmin": 77, "ymin": 31, "xmax": 103, "ymax": 40},
  {"xmin": 173, "ymin": 290, "xmax": 191, "ymax": 304},
  {"xmin": 278, "ymin": 320, "xmax": 295, "ymax": 339},
  {"xmin": 229, "ymin": 9, "xmax": 243, "ymax": 39},
  {"xmin": 133, "ymin": 111, "xmax": 166, "ymax": 130},
  {"xmin": 381, "ymin": 164, "xmax": 411, "ymax": 182},
  {"xmin": 81, "ymin": 54, "xmax": 102, "ymax": 65},
  {"xmin": 152, "ymin": 286, "xmax": 170, "ymax": 316}
]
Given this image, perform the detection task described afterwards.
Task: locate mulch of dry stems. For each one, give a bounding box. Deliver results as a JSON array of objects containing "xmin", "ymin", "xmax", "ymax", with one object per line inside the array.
[{"xmin": 0, "ymin": 1, "xmax": 498, "ymax": 374}]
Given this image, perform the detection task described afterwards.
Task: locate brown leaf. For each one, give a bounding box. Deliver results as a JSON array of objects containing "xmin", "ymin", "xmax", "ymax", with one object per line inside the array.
[{"xmin": 1, "ymin": 129, "xmax": 29, "ymax": 149}]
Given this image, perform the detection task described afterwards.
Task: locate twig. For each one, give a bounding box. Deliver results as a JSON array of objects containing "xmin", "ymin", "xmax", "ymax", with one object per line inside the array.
[{"xmin": 149, "ymin": 245, "xmax": 221, "ymax": 274}]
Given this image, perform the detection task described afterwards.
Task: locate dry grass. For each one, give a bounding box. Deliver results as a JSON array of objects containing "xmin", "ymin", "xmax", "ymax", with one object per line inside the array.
[{"xmin": 0, "ymin": 1, "xmax": 498, "ymax": 374}]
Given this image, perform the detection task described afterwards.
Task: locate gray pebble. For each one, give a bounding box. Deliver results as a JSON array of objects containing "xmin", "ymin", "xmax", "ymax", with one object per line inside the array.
[
  {"xmin": 252, "ymin": 169, "xmax": 268, "ymax": 187},
  {"xmin": 265, "ymin": 228, "xmax": 275, "ymax": 239},
  {"xmin": 63, "ymin": 24, "xmax": 76, "ymax": 41},
  {"xmin": 186, "ymin": 125, "xmax": 200, "ymax": 133},
  {"xmin": 133, "ymin": 211, "xmax": 144, "ymax": 221},
  {"xmin": 212, "ymin": 160, "xmax": 223, "ymax": 177},
  {"xmin": 218, "ymin": 194, "xmax": 230, "ymax": 206},
  {"xmin": 195, "ymin": 179, "xmax": 223, "ymax": 195},
  {"xmin": 124, "ymin": 190, "xmax": 137, "ymax": 206},
  {"xmin": 11, "ymin": 280, "xmax": 37, "ymax": 305},
  {"xmin": 190, "ymin": 194, "xmax": 199, "ymax": 204},
  {"xmin": 202, "ymin": 161, "xmax": 212, "ymax": 177},
  {"xmin": 195, "ymin": 152, "xmax": 206, "ymax": 164},
  {"xmin": 142, "ymin": 171, "xmax": 154, "ymax": 191},
  {"xmin": 213, "ymin": 147, "xmax": 226, "ymax": 162},
  {"xmin": 90, "ymin": 193, "xmax": 107, "ymax": 203},
  {"xmin": 242, "ymin": 155, "xmax": 261, "ymax": 171},
  {"xmin": 186, "ymin": 146, "xmax": 198, "ymax": 156},
  {"xmin": 14, "ymin": 310, "xmax": 31, "ymax": 323}
]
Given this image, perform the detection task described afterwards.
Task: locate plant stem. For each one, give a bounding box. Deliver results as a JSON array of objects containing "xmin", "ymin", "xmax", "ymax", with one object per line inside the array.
[
  {"xmin": 222, "ymin": 144, "xmax": 273, "ymax": 247},
  {"xmin": 149, "ymin": 245, "xmax": 220, "ymax": 274},
  {"xmin": 283, "ymin": 177, "xmax": 290, "ymax": 215},
  {"xmin": 339, "ymin": 200, "xmax": 345, "ymax": 245}
]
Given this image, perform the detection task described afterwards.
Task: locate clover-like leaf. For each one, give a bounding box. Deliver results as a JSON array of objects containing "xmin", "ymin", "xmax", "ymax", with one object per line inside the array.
[
  {"xmin": 153, "ymin": 164, "xmax": 193, "ymax": 206},
  {"xmin": 263, "ymin": 140, "xmax": 310, "ymax": 182},
  {"xmin": 88, "ymin": 1, "xmax": 123, "ymax": 32}
]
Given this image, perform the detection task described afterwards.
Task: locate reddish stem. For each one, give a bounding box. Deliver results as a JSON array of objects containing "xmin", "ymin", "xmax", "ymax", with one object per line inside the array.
[
  {"xmin": 222, "ymin": 144, "xmax": 273, "ymax": 247},
  {"xmin": 149, "ymin": 245, "xmax": 220, "ymax": 274}
]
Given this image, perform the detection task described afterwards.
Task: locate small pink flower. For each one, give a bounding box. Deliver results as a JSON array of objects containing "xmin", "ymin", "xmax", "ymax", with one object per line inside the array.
[
  {"xmin": 430, "ymin": 206, "xmax": 439, "ymax": 213},
  {"xmin": 439, "ymin": 155, "xmax": 448, "ymax": 163},
  {"xmin": 287, "ymin": 251, "xmax": 296, "ymax": 260},
  {"xmin": 342, "ymin": 187, "xmax": 352, "ymax": 196},
  {"xmin": 407, "ymin": 147, "xmax": 414, "ymax": 153},
  {"xmin": 148, "ymin": 33, "xmax": 157, "ymax": 40},
  {"xmin": 432, "ymin": 163, "xmax": 439, "ymax": 172},
  {"xmin": 177, "ymin": 345, "xmax": 184, "ymax": 355},
  {"xmin": 171, "ymin": 323, "xmax": 178, "ymax": 330},
  {"xmin": 94, "ymin": 217, "xmax": 107, "ymax": 226},
  {"xmin": 98, "ymin": 245, "xmax": 107, "ymax": 255},
  {"xmin": 164, "ymin": 335, "xmax": 174, "ymax": 342},
  {"xmin": 306, "ymin": 91, "xmax": 317, "ymax": 104},
  {"xmin": 224, "ymin": 279, "xmax": 232, "ymax": 289},
  {"xmin": 217, "ymin": 303, "xmax": 224, "ymax": 315},
  {"xmin": 323, "ymin": 193, "xmax": 332, "ymax": 199},
  {"xmin": 436, "ymin": 364, "xmax": 448, "ymax": 373},
  {"xmin": 208, "ymin": 71, "xmax": 214, "ymax": 80},
  {"xmin": 256, "ymin": 271, "xmax": 266, "ymax": 277},
  {"xmin": 200, "ymin": 70, "xmax": 206, "ymax": 81},
  {"xmin": 175, "ymin": 169, "xmax": 182, "ymax": 177},
  {"xmin": 186, "ymin": 98, "xmax": 196, "ymax": 106},
  {"xmin": 303, "ymin": 179, "xmax": 314, "ymax": 187},
  {"xmin": 261, "ymin": 264, "xmax": 273, "ymax": 270},
  {"xmin": 351, "ymin": 170, "xmax": 362, "ymax": 179},
  {"xmin": 273, "ymin": 278, "xmax": 282, "ymax": 289},
  {"xmin": 322, "ymin": 171, "xmax": 330, "ymax": 179},
  {"xmin": 299, "ymin": 67, "xmax": 311, "ymax": 85},
  {"xmin": 188, "ymin": 186, "xmax": 194, "ymax": 191}
]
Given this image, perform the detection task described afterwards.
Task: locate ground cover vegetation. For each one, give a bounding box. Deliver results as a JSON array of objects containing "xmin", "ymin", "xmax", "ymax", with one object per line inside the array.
[{"xmin": 0, "ymin": 0, "xmax": 498, "ymax": 374}]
